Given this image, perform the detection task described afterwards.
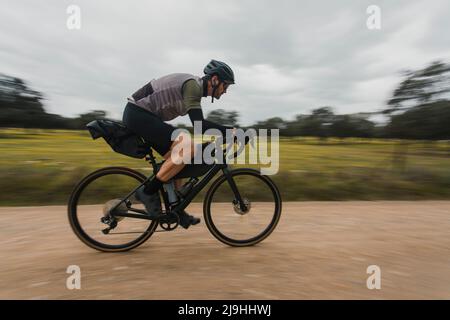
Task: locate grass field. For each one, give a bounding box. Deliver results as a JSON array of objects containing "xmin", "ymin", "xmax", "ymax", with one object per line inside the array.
[{"xmin": 0, "ymin": 128, "xmax": 449, "ymax": 205}]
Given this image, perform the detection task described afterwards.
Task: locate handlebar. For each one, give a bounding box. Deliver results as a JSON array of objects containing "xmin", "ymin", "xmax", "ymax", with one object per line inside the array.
[{"xmin": 212, "ymin": 132, "xmax": 256, "ymax": 162}]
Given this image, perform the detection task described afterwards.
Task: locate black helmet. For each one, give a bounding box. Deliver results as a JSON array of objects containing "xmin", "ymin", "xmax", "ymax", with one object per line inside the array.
[{"xmin": 203, "ymin": 59, "xmax": 235, "ymax": 84}]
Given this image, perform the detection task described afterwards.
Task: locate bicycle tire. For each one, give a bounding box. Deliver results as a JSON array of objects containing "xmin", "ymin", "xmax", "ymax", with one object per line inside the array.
[
  {"xmin": 68, "ymin": 166, "xmax": 158, "ymax": 252},
  {"xmin": 203, "ymin": 168, "xmax": 282, "ymax": 247}
]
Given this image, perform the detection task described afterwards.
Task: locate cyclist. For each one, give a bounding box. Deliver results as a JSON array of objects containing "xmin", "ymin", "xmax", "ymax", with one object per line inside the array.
[{"xmin": 122, "ymin": 59, "xmax": 236, "ymax": 229}]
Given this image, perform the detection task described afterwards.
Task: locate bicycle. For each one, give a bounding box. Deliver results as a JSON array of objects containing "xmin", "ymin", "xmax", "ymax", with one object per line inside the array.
[{"xmin": 68, "ymin": 123, "xmax": 282, "ymax": 252}]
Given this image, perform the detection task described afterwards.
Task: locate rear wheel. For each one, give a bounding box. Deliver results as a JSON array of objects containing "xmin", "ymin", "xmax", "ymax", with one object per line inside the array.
[
  {"xmin": 68, "ymin": 167, "xmax": 159, "ymax": 252},
  {"xmin": 203, "ymin": 168, "xmax": 282, "ymax": 247}
]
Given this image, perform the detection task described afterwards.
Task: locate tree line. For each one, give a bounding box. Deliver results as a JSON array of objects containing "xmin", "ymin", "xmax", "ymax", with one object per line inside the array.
[
  {"xmin": 0, "ymin": 74, "xmax": 108, "ymax": 130},
  {"xmin": 1, "ymin": 60, "xmax": 449, "ymax": 139}
]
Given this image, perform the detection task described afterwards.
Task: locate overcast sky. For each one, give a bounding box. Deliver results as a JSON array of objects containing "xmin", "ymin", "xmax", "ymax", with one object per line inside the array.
[{"xmin": 1, "ymin": 0, "xmax": 449, "ymax": 125}]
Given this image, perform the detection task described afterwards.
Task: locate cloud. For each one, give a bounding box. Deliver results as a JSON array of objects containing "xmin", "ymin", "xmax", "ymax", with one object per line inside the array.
[{"xmin": 1, "ymin": 0, "xmax": 450, "ymax": 125}]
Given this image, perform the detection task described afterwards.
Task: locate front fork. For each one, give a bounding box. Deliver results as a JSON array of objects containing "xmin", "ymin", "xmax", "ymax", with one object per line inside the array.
[{"xmin": 222, "ymin": 166, "xmax": 247, "ymax": 212}]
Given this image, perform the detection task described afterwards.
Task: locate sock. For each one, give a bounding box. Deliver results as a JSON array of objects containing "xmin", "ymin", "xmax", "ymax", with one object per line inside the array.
[{"xmin": 144, "ymin": 177, "xmax": 163, "ymax": 194}]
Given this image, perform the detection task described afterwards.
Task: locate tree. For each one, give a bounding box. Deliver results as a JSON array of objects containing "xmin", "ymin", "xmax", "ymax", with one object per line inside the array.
[
  {"xmin": 330, "ymin": 115, "xmax": 375, "ymax": 138},
  {"xmin": 298, "ymin": 107, "xmax": 335, "ymax": 138},
  {"xmin": 0, "ymin": 74, "xmax": 47, "ymax": 127},
  {"xmin": 253, "ymin": 116, "xmax": 287, "ymax": 135},
  {"xmin": 383, "ymin": 60, "xmax": 450, "ymax": 140},
  {"xmin": 385, "ymin": 60, "xmax": 450, "ymax": 114},
  {"xmin": 385, "ymin": 100, "xmax": 450, "ymax": 140},
  {"xmin": 283, "ymin": 115, "xmax": 306, "ymax": 136},
  {"xmin": 70, "ymin": 110, "xmax": 108, "ymax": 129},
  {"xmin": 206, "ymin": 109, "xmax": 240, "ymax": 127},
  {"xmin": 77, "ymin": 110, "xmax": 107, "ymax": 123},
  {"xmin": 0, "ymin": 73, "xmax": 111, "ymax": 129},
  {"xmin": 254, "ymin": 117, "xmax": 287, "ymax": 129}
]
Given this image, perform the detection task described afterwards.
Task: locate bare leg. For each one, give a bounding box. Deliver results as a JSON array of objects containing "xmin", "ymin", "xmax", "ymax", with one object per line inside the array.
[
  {"xmin": 153, "ymin": 133, "xmax": 200, "ymax": 227},
  {"xmin": 156, "ymin": 132, "xmax": 196, "ymax": 182}
]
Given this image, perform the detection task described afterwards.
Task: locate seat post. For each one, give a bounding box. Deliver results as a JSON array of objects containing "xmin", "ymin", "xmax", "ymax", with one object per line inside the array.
[{"xmin": 145, "ymin": 149, "xmax": 158, "ymax": 173}]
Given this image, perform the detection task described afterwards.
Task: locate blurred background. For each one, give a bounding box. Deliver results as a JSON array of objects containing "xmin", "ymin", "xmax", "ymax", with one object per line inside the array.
[
  {"xmin": 1, "ymin": 0, "xmax": 450, "ymax": 300},
  {"xmin": 0, "ymin": 0, "xmax": 449, "ymax": 205}
]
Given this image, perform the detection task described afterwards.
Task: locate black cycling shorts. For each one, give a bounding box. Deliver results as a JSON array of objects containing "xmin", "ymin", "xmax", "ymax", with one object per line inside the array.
[{"xmin": 122, "ymin": 102, "xmax": 176, "ymax": 156}]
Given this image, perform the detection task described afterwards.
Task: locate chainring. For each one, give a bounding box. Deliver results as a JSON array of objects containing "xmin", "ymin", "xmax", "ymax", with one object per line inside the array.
[{"xmin": 159, "ymin": 212, "xmax": 180, "ymax": 231}]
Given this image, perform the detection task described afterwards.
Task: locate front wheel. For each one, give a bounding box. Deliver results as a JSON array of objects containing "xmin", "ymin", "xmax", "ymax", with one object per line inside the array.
[{"xmin": 203, "ymin": 168, "xmax": 282, "ymax": 247}]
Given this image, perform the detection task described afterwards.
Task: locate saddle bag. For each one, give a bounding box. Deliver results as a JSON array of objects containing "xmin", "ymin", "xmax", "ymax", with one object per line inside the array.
[{"xmin": 86, "ymin": 119, "xmax": 149, "ymax": 159}]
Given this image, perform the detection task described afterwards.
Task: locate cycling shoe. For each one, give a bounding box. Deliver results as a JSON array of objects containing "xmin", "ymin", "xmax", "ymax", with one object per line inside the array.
[
  {"xmin": 135, "ymin": 186, "xmax": 162, "ymax": 218},
  {"xmin": 178, "ymin": 211, "xmax": 201, "ymax": 229}
]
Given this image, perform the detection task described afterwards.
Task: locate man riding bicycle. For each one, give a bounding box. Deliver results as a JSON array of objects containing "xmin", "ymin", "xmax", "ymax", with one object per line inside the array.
[{"xmin": 122, "ymin": 59, "xmax": 236, "ymax": 229}]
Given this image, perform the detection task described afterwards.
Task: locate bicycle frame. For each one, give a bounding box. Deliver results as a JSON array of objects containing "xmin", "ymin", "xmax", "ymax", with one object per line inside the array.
[{"xmin": 110, "ymin": 148, "xmax": 246, "ymax": 221}]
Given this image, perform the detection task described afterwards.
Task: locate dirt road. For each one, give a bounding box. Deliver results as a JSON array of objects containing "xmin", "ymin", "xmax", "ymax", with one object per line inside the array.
[{"xmin": 0, "ymin": 201, "xmax": 449, "ymax": 299}]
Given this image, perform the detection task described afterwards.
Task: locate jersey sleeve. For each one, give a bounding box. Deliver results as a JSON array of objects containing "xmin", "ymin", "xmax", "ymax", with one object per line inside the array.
[
  {"xmin": 182, "ymin": 79, "xmax": 203, "ymax": 112},
  {"xmin": 188, "ymin": 108, "xmax": 233, "ymax": 137}
]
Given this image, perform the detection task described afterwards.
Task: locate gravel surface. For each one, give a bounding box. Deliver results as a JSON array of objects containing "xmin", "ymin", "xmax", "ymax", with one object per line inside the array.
[{"xmin": 0, "ymin": 201, "xmax": 449, "ymax": 299}]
